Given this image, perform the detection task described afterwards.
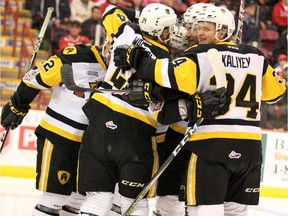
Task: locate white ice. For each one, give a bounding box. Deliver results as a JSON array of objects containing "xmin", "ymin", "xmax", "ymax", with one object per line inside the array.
[{"xmin": 0, "ymin": 177, "xmax": 287, "ymax": 216}]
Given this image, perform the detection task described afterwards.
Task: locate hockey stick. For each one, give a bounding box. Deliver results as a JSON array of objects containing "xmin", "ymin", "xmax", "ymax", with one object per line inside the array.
[
  {"xmin": 207, "ymin": 48, "xmax": 227, "ymax": 95},
  {"xmin": 122, "ymin": 118, "xmax": 202, "ymax": 216},
  {"xmin": 60, "ymin": 64, "xmax": 131, "ymax": 93},
  {"xmin": 0, "ymin": 126, "xmax": 11, "ymax": 153},
  {"xmin": 0, "ymin": 7, "xmax": 54, "ymax": 154},
  {"xmin": 123, "ymin": 48, "xmax": 227, "ymax": 216},
  {"xmin": 235, "ymin": 0, "xmax": 245, "ymax": 44},
  {"xmin": 27, "ymin": 7, "xmax": 54, "ymax": 71}
]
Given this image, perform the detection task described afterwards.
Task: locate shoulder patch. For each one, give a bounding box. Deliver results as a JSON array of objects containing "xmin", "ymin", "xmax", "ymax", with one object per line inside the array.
[
  {"xmin": 23, "ymin": 69, "xmax": 38, "ymax": 82},
  {"xmin": 63, "ymin": 46, "xmax": 77, "ymax": 55}
]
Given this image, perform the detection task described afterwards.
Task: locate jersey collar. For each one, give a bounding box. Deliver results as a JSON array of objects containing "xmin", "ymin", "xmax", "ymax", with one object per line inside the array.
[{"xmin": 143, "ymin": 36, "xmax": 170, "ymax": 53}]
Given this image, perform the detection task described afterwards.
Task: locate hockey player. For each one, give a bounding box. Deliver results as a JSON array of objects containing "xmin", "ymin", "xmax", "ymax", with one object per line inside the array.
[
  {"xmin": 1, "ymin": 44, "xmax": 107, "ymax": 216},
  {"xmin": 110, "ymin": 19, "xmax": 191, "ymax": 216},
  {"xmin": 152, "ymin": 4, "xmax": 216, "ymax": 216},
  {"xmin": 77, "ymin": 4, "xmax": 179, "ymax": 216},
  {"xmin": 114, "ymin": 4, "xmax": 287, "ymax": 216}
]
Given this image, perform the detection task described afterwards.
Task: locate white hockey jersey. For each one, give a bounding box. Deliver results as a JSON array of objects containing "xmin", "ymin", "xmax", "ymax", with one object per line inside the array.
[
  {"xmin": 135, "ymin": 42, "xmax": 287, "ymax": 161},
  {"xmin": 22, "ymin": 45, "xmax": 107, "ymax": 142}
]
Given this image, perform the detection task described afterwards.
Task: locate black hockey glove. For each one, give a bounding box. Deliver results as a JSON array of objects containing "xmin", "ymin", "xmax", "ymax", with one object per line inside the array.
[
  {"xmin": 114, "ymin": 45, "xmax": 149, "ymax": 69},
  {"xmin": 121, "ymin": 80, "xmax": 164, "ymax": 107},
  {"xmin": 1, "ymin": 92, "xmax": 31, "ymax": 130},
  {"xmin": 122, "ymin": 80, "xmax": 189, "ymax": 107},
  {"xmin": 186, "ymin": 90, "xmax": 226, "ymax": 121},
  {"xmin": 142, "ymin": 82, "xmax": 188, "ymax": 102}
]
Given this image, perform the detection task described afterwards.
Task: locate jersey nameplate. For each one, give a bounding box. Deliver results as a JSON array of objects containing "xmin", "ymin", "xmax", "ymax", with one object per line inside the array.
[{"xmin": 222, "ymin": 55, "xmax": 251, "ymax": 68}]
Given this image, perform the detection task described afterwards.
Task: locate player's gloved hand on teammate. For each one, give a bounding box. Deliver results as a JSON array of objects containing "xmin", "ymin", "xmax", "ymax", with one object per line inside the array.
[
  {"xmin": 186, "ymin": 90, "xmax": 227, "ymax": 121},
  {"xmin": 1, "ymin": 92, "xmax": 31, "ymax": 130},
  {"xmin": 122, "ymin": 80, "xmax": 188, "ymax": 107},
  {"xmin": 121, "ymin": 80, "xmax": 161, "ymax": 107},
  {"xmin": 114, "ymin": 45, "xmax": 149, "ymax": 70}
]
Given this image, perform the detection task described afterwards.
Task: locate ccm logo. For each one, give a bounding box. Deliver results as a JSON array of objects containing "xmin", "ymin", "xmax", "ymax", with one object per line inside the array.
[
  {"xmin": 245, "ymin": 188, "xmax": 260, "ymax": 193},
  {"xmin": 121, "ymin": 180, "xmax": 145, "ymax": 188}
]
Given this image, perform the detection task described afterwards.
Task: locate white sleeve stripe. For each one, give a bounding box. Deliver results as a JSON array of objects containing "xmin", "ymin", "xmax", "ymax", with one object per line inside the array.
[{"xmin": 161, "ymin": 58, "xmax": 171, "ymax": 88}]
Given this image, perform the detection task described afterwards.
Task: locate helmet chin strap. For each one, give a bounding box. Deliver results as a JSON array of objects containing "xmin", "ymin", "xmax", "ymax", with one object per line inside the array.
[
  {"xmin": 158, "ymin": 29, "xmax": 173, "ymax": 45},
  {"xmin": 158, "ymin": 35, "xmax": 170, "ymax": 44},
  {"xmin": 215, "ymin": 31, "xmax": 228, "ymax": 42}
]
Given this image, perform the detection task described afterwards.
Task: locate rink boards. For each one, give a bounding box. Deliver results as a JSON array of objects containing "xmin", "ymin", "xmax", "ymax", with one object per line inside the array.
[{"xmin": 0, "ymin": 109, "xmax": 287, "ymax": 198}]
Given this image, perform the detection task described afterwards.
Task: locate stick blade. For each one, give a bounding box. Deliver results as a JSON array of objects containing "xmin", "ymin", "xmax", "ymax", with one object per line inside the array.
[{"xmin": 60, "ymin": 64, "xmax": 78, "ymax": 91}]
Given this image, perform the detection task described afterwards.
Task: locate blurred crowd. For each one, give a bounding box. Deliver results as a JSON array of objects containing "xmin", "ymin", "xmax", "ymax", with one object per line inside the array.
[{"xmin": 24, "ymin": 0, "xmax": 287, "ymax": 131}]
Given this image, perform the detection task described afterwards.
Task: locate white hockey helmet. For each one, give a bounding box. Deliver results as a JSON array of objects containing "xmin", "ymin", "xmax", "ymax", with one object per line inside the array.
[
  {"xmin": 183, "ymin": 3, "xmax": 215, "ymax": 24},
  {"xmin": 169, "ymin": 24, "xmax": 188, "ymax": 50},
  {"xmin": 196, "ymin": 5, "xmax": 235, "ymax": 41},
  {"xmin": 139, "ymin": 3, "xmax": 177, "ymax": 44}
]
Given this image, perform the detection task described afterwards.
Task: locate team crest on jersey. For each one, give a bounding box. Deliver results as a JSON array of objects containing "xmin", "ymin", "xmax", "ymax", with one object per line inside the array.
[
  {"xmin": 228, "ymin": 151, "xmax": 241, "ymax": 159},
  {"xmin": 105, "ymin": 121, "xmax": 117, "ymax": 130},
  {"xmin": 63, "ymin": 46, "xmax": 77, "ymax": 55},
  {"xmin": 58, "ymin": 171, "xmax": 71, "ymax": 185}
]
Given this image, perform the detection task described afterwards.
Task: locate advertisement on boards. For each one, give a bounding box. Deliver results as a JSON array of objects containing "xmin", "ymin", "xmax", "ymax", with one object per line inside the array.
[{"xmin": 0, "ymin": 109, "xmax": 287, "ymax": 198}]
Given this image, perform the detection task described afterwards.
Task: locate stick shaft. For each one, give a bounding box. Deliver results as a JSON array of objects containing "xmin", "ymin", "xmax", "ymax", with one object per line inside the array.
[
  {"xmin": 0, "ymin": 8, "xmax": 54, "ymax": 154},
  {"xmin": 207, "ymin": 48, "xmax": 227, "ymax": 96},
  {"xmin": 0, "ymin": 126, "xmax": 10, "ymax": 153},
  {"xmin": 26, "ymin": 7, "xmax": 54, "ymax": 71},
  {"xmin": 236, "ymin": 0, "xmax": 245, "ymax": 44},
  {"xmin": 123, "ymin": 118, "xmax": 203, "ymax": 216}
]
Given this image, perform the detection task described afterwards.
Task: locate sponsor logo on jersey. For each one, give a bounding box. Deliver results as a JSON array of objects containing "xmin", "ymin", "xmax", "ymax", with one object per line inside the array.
[
  {"xmin": 105, "ymin": 121, "xmax": 117, "ymax": 130},
  {"xmin": 58, "ymin": 171, "xmax": 70, "ymax": 185},
  {"xmin": 228, "ymin": 150, "xmax": 241, "ymax": 159},
  {"xmin": 86, "ymin": 70, "xmax": 99, "ymax": 77}
]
